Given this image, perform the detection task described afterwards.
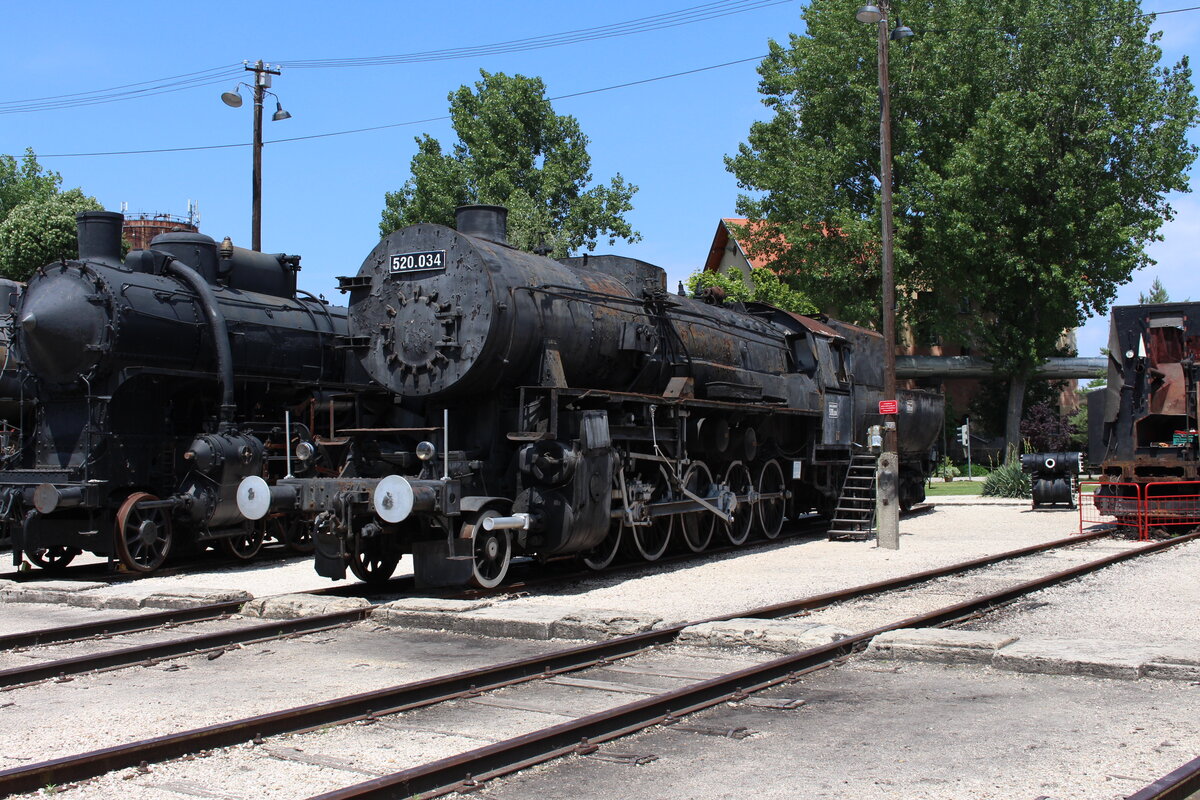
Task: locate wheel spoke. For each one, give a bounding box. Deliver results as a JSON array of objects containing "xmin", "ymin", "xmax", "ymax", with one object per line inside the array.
[
  {"xmin": 723, "ymin": 463, "xmax": 754, "ymax": 546},
  {"xmin": 467, "ymin": 511, "xmax": 511, "ymax": 589},
  {"xmin": 756, "ymin": 460, "xmax": 786, "ymax": 539},
  {"xmin": 115, "ymin": 493, "xmax": 172, "ymax": 573},
  {"xmin": 680, "ymin": 461, "xmax": 715, "ymax": 553}
]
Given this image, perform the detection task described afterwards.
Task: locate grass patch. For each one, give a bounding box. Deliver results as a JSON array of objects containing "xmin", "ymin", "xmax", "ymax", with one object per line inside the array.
[{"xmin": 925, "ymin": 480, "xmax": 984, "ymax": 496}]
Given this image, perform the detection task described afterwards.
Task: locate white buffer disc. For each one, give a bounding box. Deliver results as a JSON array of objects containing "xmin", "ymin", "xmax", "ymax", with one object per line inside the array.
[
  {"xmin": 237, "ymin": 475, "xmax": 272, "ymax": 520},
  {"xmin": 374, "ymin": 475, "xmax": 415, "ymax": 524}
]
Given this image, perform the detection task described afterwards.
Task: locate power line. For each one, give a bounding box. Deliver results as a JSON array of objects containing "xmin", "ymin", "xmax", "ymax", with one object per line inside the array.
[
  {"xmin": 281, "ymin": 0, "xmax": 791, "ymax": 68},
  {"xmin": 28, "ymin": 2, "xmax": 1200, "ymax": 157},
  {"xmin": 0, "ymin": 0, "xmax": 789, "ymax": 114},
  {"xmin": 38, "ymin": 56, "xmax": 768, "ymax": 158},
  {"xmin": 0, "ymin": 66, "xmax": 244, "ymax": 115}
]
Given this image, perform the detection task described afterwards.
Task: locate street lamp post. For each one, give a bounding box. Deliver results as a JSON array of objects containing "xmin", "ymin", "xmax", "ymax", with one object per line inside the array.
[
  {"xmin": 856, "ymin": 2, "xmax": 911, "ymax": 550},
  {"xmin": 221, "ymin": 60, "xmax": 291, "ymax": 252}
]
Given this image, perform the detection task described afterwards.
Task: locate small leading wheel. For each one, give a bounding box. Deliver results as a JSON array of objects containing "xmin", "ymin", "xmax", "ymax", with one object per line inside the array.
[
  {"xmin": 26, "ymin": 545, "xmax": 80, "ymax": 572},
  {"xmin": 114, "ymin": 492, "xmax": 173, "ymax": 573},
  {"xmin": 627, "ymin": 467, "xmax": 674, "ymax": 562},
  {"xmin": 756, "ymin": 459, "xmax": 787, "ymax": 540},
  {"xmin": 462, "ymin": 509, "xmax": 512, "ymax": 589},
  {"xmin": 722, "ymin": 463, "xmax": 754, "ymax": 546},
  {"xmin": 347, "ymin": 528, "xmax": 401, "ymax": 584},
  {"xmin": 220, "ymin": 524, "xmax": 266, "ymax": 560},
  {"xmin": 583, "ymin": 519, "xmax": 623, "ymax": 571},
  {"xmin": 267, "ymin": 515, "xmax": 315, "ymax": 555},
  {"xmin": 679, "ymin": 461, "xmax": 716, "ymax": 553}
]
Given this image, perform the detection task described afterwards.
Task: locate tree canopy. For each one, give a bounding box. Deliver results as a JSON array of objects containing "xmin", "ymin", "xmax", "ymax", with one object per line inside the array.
[
  {"xmin": 0, "ymin": 149, "xmax": 103, "ymax": 280},
  {"xmin": 726, "ymin": 0, "xmax": 1197, "ymax": 449},
  {"xmin": 0, "ymin": 149, "xmax": 60, "ymax": 222},
  {"xmin": 0, "ymin": 189, "xmax": 103, "ymax": 280},
  {"xmin": 381, "ymin": 70, "xmax": 640, "ymax": 256},
  {"xmin": 686, "ymin": 267, "xmax": 817, "ymax": 314}
]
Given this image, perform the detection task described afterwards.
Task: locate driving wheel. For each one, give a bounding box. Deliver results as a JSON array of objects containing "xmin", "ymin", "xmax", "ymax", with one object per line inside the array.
[
  {"xmin": 627, "ymin": 466, "xmax": 674, "ymax": 561},
  {"xmin": 756, "ymin": 459, "xmax": 787, "ymax": 540},
  {"xmin": 722, "ymin": 462, "xmax": 754, "ymax": 546},
  {"xmin": 114, "ymin": 492, "xmax": 173, "ymax": 573},
  {"xmin": 583, "ymin": 519, "xmax": 623, "ymax": 571},
  {"xmin": 678, "ymin": 461, "xmax": 715, "ymax": 553}
]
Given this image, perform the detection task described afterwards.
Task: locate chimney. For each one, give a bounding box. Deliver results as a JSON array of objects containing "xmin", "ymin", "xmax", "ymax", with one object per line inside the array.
[
  {"xmin": 454, "ymin": 205, "xmax": 508, "ymax": 246},
  {"xmin": 75, "ymin": 211, "xmax": 125, "ymax": 266}
]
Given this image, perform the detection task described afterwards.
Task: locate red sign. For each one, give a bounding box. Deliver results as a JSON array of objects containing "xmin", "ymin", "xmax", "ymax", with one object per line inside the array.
[{"xmin": 878, "ymin": 400, "xmax": 898, "ymax": 415}]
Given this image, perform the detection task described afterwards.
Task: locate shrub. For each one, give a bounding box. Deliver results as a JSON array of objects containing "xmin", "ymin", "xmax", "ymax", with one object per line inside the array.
[
  {"xmin": 982, "ymin": 458, "xmax": 1031, "ymax": 498},
  {"xmin": 933, "ymin": 456, "xmax": 961, "ymax": 481}
]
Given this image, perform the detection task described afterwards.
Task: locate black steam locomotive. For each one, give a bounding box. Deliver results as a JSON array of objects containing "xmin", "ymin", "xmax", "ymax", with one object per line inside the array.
[
  {"xmin": 1090, "ymin": 302, "xmax": 1200, "ymax": 522},
  {"xmin": 1, "ymin": 211, "xmax": 372, "ymax": 573},
  {"xmin": 240, "ymin": 206, "xmax": 943, "ymax": 587}
]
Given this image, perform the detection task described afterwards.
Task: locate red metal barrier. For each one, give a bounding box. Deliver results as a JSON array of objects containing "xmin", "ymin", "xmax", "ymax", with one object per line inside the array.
[
  {"xmin": 1079, "ymin": 481, "xmax": 1144, "ymax": 539},
  {"xmin": 1142, "ymin": 481, "xmax": 1200, "ymax": 539}
]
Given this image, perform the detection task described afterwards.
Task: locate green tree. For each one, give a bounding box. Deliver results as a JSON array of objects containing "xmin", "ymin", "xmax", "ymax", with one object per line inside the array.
[
  {"xmin": 1138, "ymin": 276, "xmax": 1173, "ymax": 303},
  {"xmin": 381, "ymin": 70, "xmax": 640, "ymax": 256},
  {"xmin": 726, "ymin": 0, "xmax": 1198, "ymax": 455},
  {"xmin": 685, "ymin": 267, "xmax": 817, "ymax": 314},
  {"xmin": 0, "ymin": 189, "xmax": 103, "ymax": 280},
  {"xmin": 0, "ymin": 149, "xmax": 60, "ymax": 223}
]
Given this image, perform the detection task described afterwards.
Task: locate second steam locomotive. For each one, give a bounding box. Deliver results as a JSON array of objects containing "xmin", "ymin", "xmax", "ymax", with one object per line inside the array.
[
  {"xmin": 241, "ymin": 206, "xmax": 943, "ymax": 587},
  {"xmin": 2, "ymin": 211, "xmax": 372, "ymax": 572}
]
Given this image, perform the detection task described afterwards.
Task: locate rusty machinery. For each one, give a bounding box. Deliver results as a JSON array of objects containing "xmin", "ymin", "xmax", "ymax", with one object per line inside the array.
[{"xmin": 1090, "ymin": 302, "xmax": 1200, "ymax": 525}]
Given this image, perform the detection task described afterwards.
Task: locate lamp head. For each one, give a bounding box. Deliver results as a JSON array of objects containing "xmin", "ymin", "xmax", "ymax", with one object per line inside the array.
[
  {"xmin": 855, "ymin": 4, "xmax": 884, "ymax": 23},
  {"xmin": 220, "ymin": 90, "xmax": 243, "ymax": 108},
  {"xmin": 272, "ymin": 102, "xmax": 292, "ymax": 122},
  {"xmin": 891, "ymin": 22, "xmax": 914, "ymax": 39}
]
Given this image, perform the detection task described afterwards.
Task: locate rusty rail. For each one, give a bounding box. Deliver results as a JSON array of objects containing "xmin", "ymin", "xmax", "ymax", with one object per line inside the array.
[
  {"xmin": 0, "ymin": 601, "xmax": 246, "ymax": 651},
  {"xmin": 0, "ymin": 607, "xmax": 370, "ymax": 688},
  {"xmin": 1126, "ymin": 754, "xmax": 1200, "ymax": 800},
  {"xmin": 0, "ymin": 529, "xmax": 1154, "ymax": 796},
  {"xmin": 312, "ymin": 531, "xmax": 1200, "ymax": 800}
]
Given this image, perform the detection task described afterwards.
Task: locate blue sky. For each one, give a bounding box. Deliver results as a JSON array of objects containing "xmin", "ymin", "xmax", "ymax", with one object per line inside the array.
[{"xmin": 2, "ymin": 0, "xmax": 1195, "ymax": 360}]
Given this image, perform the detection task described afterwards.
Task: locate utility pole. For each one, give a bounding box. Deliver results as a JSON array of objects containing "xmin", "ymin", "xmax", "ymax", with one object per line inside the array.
[
  {"xmin": 247, "ymin": 60, "xmax": 280, "ymax": 253},
  {"xmin": 856, "ymin": 0, "xmax": 907, "ymax": 550}
]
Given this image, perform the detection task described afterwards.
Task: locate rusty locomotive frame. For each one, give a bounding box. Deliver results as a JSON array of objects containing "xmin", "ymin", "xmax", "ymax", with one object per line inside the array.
[{"xmin": 1089, "ymin": 302, "xmax": 1200, "ymax": 525}]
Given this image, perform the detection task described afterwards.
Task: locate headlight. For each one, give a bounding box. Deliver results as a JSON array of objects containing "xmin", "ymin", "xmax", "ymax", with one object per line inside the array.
[
  {"xmin": 295, "ymin": 441, "xmax": 316, "ymax": 462},
  {"xmin": 415, "ymin": 441, "xmax": 437, "ymax": 461}
]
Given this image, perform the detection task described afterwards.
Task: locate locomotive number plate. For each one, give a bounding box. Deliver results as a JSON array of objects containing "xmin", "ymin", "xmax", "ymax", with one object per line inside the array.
[{"xmin": 389, "ymin": 250, "xmax": 446, "ymax": 274}]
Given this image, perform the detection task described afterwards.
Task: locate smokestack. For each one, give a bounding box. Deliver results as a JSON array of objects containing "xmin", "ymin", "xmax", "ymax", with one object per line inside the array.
[
  {"xmin": 455, "ymin": 205, "xmax": 508, "ymax": 246},
  {"xmin": 75, "ymin": 211, "xmax": 124, "ymax": 266}
]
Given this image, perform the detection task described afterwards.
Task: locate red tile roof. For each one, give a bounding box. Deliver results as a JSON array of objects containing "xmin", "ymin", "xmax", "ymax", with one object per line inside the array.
[{"xmin": 703, "ymin": 218, "xmax": 786, "ymax": 274}]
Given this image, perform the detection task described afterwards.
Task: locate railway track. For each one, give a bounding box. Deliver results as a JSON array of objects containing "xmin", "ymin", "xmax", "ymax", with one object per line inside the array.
[
  {"xmin": 1128, "ymin": 754, "xmax": 1200, "ymax": 800},
  {"xmin": 0, "ymin": 516, "xmax": 837, "ymax": 685},
  {"xmin": 1, "ymin": 528, "xmax": 1188, "ymax": 797},
  {"xmin": 0, "ymin": 544, "xmax": 309, "ymax": 583}
]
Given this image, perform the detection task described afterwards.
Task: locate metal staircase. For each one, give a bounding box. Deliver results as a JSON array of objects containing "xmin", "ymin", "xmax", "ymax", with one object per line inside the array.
[{"xmin": 828, "ymin": 453, "xmax": 878, "ymax": 540}]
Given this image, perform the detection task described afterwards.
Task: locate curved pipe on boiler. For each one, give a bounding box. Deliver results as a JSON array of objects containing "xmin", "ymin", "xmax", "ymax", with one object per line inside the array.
[{"xmin": 165, "ymin": 259, "xmax": 236, "ymax": 429}]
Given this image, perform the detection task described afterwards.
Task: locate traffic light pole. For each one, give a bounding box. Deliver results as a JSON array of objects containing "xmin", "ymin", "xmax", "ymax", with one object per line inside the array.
[{"xmin": 963, "ymin": 418, "xmax": 972, "ymax": 481}]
